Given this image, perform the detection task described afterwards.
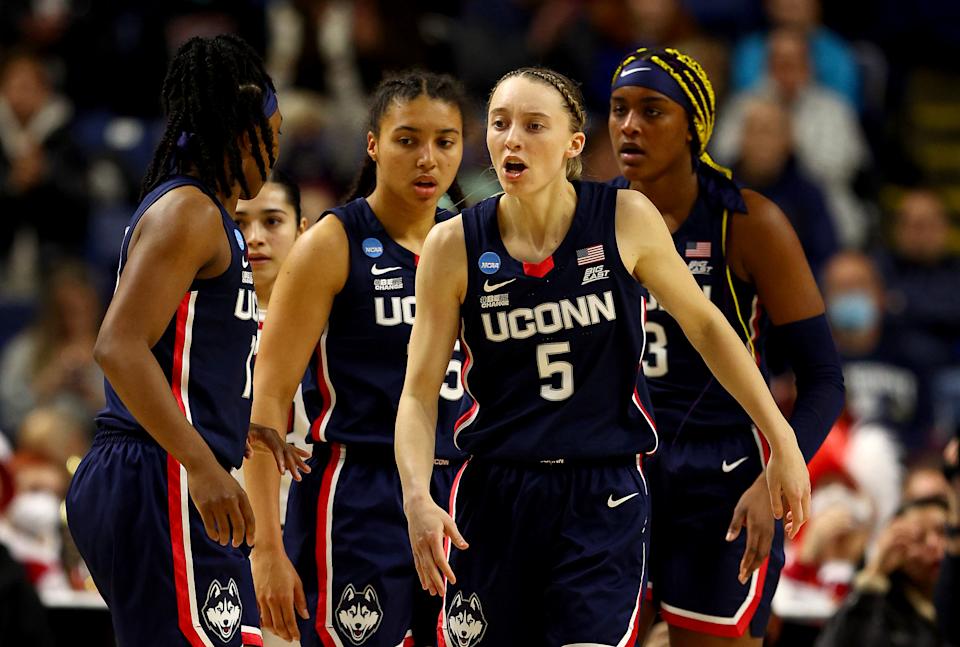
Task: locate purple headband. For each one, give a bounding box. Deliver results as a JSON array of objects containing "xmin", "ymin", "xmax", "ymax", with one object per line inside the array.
[
  {"xmin": 611, "ymin": 61, "xmax": 694, "ymax": 118},
  {"xmin": 176, "ymin": 84, "xmax": 278, "ymax": 154}
]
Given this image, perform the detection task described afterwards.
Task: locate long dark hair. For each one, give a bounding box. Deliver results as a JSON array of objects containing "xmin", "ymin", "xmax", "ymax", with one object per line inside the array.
[
  {"xmin": 346, "ymin": 70, "xmax": 467, "ymax": 206},
  {"xmin": 140, "ymin": 34, "xmax": 277, "ymax": 200}
]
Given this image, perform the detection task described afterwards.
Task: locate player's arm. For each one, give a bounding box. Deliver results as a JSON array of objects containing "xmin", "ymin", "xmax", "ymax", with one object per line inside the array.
[
  {"xmin": 616, "ymin": 189, "xmax": 810, "ymax": 537},
  {"xmin": 93, "ymin": 187, "xmax": 254, "ymax": 547},
  {"xmin": 396, "ymin": 217, "xmax": 469, "ymax": 596},
  {"xmin": 244, "ymin": 214, "xmax": 348, "ymax": 641},
  {"xmin": 733, "ymin": 190, "xmax": 844, "ymax": 462},
  {"xmin": 724, "ymin": 191, "xmax": 844, "ymax": 580}
]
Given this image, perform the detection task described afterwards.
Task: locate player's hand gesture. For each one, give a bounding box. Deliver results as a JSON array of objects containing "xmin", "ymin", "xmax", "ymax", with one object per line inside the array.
[
  {"xmin": 251, "ymin": 545, "xmax": 309, "ymax": 642},
  {"xmin": 764, "ymin": 440, "xmax": 810, "ymax": 539},
  {"xmin": 188, "ymin": 459, "xmax": 256, "ymax": 547},
  {"xmin": 246, "ymin": 423, "xmax": 311, "ymax": 481},
  {"xmin": 726, "ymin": 474, "xmax": 775, "ymax": 583},
  {"xmin": 404, "ymin": 495, "xmax": 468, "ymax": 596}
]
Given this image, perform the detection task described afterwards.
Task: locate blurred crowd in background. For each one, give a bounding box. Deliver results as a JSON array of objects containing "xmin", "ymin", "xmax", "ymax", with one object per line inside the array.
[{"xmin": 0, "ymin": 0, "xmax": 958, "ymax": 645}]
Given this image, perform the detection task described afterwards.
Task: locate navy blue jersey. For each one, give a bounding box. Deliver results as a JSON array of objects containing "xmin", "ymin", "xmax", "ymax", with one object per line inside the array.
[
  {"xmin": 610, "ymin": 175, "xmax": 770, "ymax": 435},
  {"xmin": 96, "ymin": 176, "xmax": 260, "ymax": 469},
  {"xmin": 456, "ymin": 181, "xmax": 657, "ymax": 460},
  {"xmin": 302, "ymin": 198, "xmax": 464, "ymax": 459}
]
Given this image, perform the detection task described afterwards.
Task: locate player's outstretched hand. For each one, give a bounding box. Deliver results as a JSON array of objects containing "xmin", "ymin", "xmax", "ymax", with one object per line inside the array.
[
  {"xmin": 251, "ymin": 545, "xmax": 309, "ymax": 642},
  {"xmin": 764, "ymin": 442, "xmax": 810, "ymax": 539},
  {"xmin": 188, "ymin": 460, "xmax": 256, "ymax": 547},
  {"xmin": 727, "ymin": 474, "xmax": 774, "ymax": 584},
  {"xmin": 246, "ymin": 423, "xmax": 311, "ymax": 481},
  {"xmin": 404, "ymin": 496, "xmax": 468, "ymax": 597}
]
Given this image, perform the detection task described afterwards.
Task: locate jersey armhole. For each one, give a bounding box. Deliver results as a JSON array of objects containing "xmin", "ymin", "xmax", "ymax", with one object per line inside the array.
[{"xmin": 608, "ymin": 189, "xmax": 643, "ymax": 284}]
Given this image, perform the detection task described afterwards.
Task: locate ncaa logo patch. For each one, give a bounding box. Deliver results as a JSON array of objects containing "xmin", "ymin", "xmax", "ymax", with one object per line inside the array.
[
  {"xmin": 478, "ymin": 251, "xmax": 501, "ymax": 275},
  {"xmin": 362, "ymin": 238, "xmax": 384, "ymax": 258},
  {"xmin": 336, "ymin": 584, "xmax": 383, "ymax": 645},
  {"xmin": 446, "ymin": 591, "xmax": 487, "ymax": 647},
  {"xmin": 234, "ymin": 229, "xmax": 246, "ymax": 251},
  {"xmin": 201, "ymin": 578, "xmax": 242, "ymax": 643}
]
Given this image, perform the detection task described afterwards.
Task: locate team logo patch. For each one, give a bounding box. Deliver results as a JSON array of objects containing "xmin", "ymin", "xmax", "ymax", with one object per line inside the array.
[
  {"xmin": 201, "ymin": 578, "xmax": 242, "ymax": 643},
  {"xmin": 362, "ymin": 238, "xmax": 384, "ymax": 258},
  {"xmin": 446, "ymin": 591, "xmax": 487, "ymax": 647},
  {"xmin": 576, "ymin": 244, "xmax": 604, "ymax": 266},
  {"xmin": 234, "ymin": 229, "xmax": 246, "ymax": 251},
  {"xmin": 687, "ymin": 260, "xmax": 712, "ymax": 275},
  {"xmin": 478, "ymin": 251, "xmax": 501, "ymax": 275},
  {"xmin": 581, "ymin": 264, "xmax": 610, "ymax": 284},
  {"xmin": 336, "ymin": 584, "xmax": 383, "ymax": 645}
]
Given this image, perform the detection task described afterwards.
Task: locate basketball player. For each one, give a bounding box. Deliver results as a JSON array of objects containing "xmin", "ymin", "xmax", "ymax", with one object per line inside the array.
[
  {"xmin": 396, "ymin": 66, "xmax": 811, "ymax": 647},
  {"xmin": 246, "ymin": 71, "xmax": 468, "ymax": 646},
  {"xmin": 607, "ymin": 47, "xmax": 845, "ymax": 645},
  {"xmin": 66, "ymin": 35, "xmax": 306, "ymax": 647}
]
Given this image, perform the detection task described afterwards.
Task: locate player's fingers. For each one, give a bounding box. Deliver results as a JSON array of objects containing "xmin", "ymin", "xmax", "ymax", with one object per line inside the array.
[
  {"xmin": 227, "ymin": 499, "xmax": 246, "ymax": 548},
  {"xmin": 430, "ymin": 534, "xmax": 455, "ymax": 589},
  {"xmin": 284, "ymin": 446, "xmax": 310, "ymax": 481},
  {"xmin": 213, "ymin": 507, "xmax": 231, "ymax": 545},
  {"xmin": 238, "ymin": 491, "xmax": 256, "ymax": 546},
  {"xmin": 786, "ymin": 492, "xmax": 804, "ymax": 539},
  {"xmin": 768, "ymin": 481, "xmax": 784, "ymax": 520},
  {"xmin": 726, "ymin": 505, "xmax": 746, "ymax": 542},
  {"xmin": 442, "ymin": 514, "xmax": 469, "ymax": 550},
  {"xmin": 294, "ymin": 578, "xmax": 310, "ymax": 621},
  {"xmin": 412, "ymin": 550, "xmax": 430, "ymax": 591},
  {"xmin": 739, "ymin": 533, "xmax": 759, "ymax": 584},
  {"xmin": 258, "ymin": 596, "xmax": 276, "ymax": 634},
  {"xmin": 277, "ymin": 594, "xmax": 301, "ymax": 642},
  {"xmin": 198, "ymin": 506, "xmax": 220, "ymax": 544}
]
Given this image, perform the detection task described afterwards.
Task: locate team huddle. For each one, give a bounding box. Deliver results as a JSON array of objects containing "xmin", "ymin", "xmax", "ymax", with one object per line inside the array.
[{"xmin": 64, "ymin": 34, "xmax": 843, "ymax": 647}]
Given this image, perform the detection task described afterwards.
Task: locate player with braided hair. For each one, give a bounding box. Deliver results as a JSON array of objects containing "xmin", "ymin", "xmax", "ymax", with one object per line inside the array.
[
  {"xmin": 607, "ymin": 47, "xmax": 845, "ymax": 645},
  {"xmin": 397, "ymin": 66, "xmax": 811, "ymax": 646},
  {"xmin": 247, "ymin": 69, "xmax": 468, "ymax": 646},
  {"xmin": 66, "ymin": 35, "xmax": 305, "ymax": 647}
]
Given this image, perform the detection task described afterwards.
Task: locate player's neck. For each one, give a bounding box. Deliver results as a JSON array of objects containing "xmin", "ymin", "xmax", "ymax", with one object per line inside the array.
[
  {"xmin": 498, "ymin": 177, "xmax": 577, "ymax": 261},
  {"xmin": 254, "ymin": 281, "xmax": 273, "ymax": 309},
  {"xmin": 365, "ymin": 187, "xmax": 437, "ymax": 250},
  {"xmin": 629, "ymin": 163, "xmax": 698, "ymax": 232}
]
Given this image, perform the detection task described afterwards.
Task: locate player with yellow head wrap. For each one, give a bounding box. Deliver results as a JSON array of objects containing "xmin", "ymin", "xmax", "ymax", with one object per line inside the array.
[{"xmin": 608, "ymin": 47, "xmax": 845, "ymax": 645}]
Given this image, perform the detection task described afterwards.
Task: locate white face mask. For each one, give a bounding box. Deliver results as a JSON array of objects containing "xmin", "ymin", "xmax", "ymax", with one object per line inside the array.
[{"xmin": 6, "ymin": 490, "xmax": 62, "ymax": 539}]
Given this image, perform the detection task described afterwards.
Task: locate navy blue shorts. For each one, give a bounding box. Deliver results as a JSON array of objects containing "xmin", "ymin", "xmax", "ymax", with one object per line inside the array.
[
  {"xmin": 646, "ymin": 425, "xmax": 784, "ymax": 638},
  {"xmin": 283, "ymin": 442, "xmax": 462, "ymax": 647},
  {"xmin": 66, "ymin": 433, "xmax": 262, "ymax": 647},
  {"xmin": 440, "ymin": 457, "xmax": 649, "ymax": 647}
]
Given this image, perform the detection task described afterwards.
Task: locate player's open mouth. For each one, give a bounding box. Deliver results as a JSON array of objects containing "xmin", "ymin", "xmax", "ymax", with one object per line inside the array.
[
  {"xmin": 414, "ymin": 176, "xmax": 438, "ymax": 197},
  {"xmin": 503, "ymin": 157, "xmax": 527, "ymax": 180},
  {"xmin": 619, "ymin": 142, "xmax": 646, "ymax": 163}
]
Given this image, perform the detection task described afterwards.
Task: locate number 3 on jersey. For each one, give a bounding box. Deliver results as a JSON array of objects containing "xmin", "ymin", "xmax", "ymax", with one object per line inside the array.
[{"xmin": 643, "ymin": 322, "xmax": 668, "ymax": 378}]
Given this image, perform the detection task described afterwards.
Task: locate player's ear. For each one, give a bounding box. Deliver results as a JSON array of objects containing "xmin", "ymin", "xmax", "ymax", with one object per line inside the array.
[{"xmin": 367, "ymin": 131, "xmax": 378, "ymax": 163}]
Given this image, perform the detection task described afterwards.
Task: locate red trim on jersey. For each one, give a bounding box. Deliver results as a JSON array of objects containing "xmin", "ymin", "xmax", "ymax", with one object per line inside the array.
[
  {"xmin": 414, "ymin": 254, "xmax": 420, "ymax": 267},
  {"xmin": 437, "ymin": 460, "xmax": 469, "ymax": 647},
  {"xmin": 453, "ymin": 337, "xmax": 477, "ymax": 436},
  {"xmin": 310, "ymin": 344, "xmax": 332, "ymax": 442},
  {"xmin": 241, "ymin": 630, "xmax": 264, "ymax": 646},
  {"xmin": 749, "ymin": 298, "xmax": 763, "ymax": 364},
  {"xmin": 522, "ymin": 255, "xmax": 554, "ymax": 277},
  {"xmin": 402, "ymin": 634, "xmax": 415, "ymax": 647},
  {"xmin": 660, "ymin": 557, "xmax": 769, "ymax": 638},
  {"xmin": 166, "ymin": 456, "xmax": 207, "ymax": 647},
  {"xmin": 315, "ymin": 443, "xmax": 343, "ymax": 647},
  {"xmin": 171, "ymin": 292, "xmax": 191, "ymax": 413}
]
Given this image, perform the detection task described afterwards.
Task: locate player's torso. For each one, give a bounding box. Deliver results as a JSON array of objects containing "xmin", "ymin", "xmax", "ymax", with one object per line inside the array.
[
  {"xmin": 457, "ymin": 181, "xmax": 657, "ymax": 461},
  {"xmin": 641, "ymin": 184, "xmax": 769, "ymax": 435},
  {"xmin": 97, "ymin": 176, "xmax": 259, "ymax": 469},
  {"xmin": 303, "ymin": 198, "xmax": 464, "ymax": 457}
]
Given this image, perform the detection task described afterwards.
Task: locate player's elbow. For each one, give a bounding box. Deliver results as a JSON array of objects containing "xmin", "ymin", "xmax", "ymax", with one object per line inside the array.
[{"xmin": 92, "ymin": 329, "xmax": 133, "ymax": 376}]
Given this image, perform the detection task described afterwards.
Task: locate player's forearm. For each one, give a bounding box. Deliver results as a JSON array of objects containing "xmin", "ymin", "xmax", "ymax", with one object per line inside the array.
[
  {"xmin": 250, "ymin": 391, "xmax": 293, "ymax": 438},
  {"xmin": 243, "ymin": 450, "xmax": 285, "ymax": 549},
  {"xmin": 94, "ymin": 336, "xmax": 219, "ymax": 472},
  {"xmin": 395, "ymin": 394, "xmax": 439, "ymax": 507},
  {"xmin": 688, "ymin": 313, "xmax": 795, "ymax": 453}
]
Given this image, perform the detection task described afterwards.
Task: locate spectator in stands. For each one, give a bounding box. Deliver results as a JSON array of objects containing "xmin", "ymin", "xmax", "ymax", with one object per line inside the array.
[
  {"xmin": 823, "ymin": 251, "xmax": 933, "ymax": 451},
  {"xmin": 732, "ymin": 95, "xmax": 838, "ymax": 278},
  {"xmin": 712, "ymin": 27, "xmax": 871, "ymax": 248},
  {"xmin": 0, "ymin": 50, "xmax": 89, "ymax": 291},
  {"xmin": 730, "ymin": 0, "xmax": 860, "ymax": 109},
  {"xmin": 0, "ymin": 261, "xmax": 103, "ymax": 435},
  {"xmin": 0, "ymin": 432, "xmax": 55, "ymax": 646},
  {"xmin": 815, "ymin": 487, "xmax": 955, "ymax": 646}
]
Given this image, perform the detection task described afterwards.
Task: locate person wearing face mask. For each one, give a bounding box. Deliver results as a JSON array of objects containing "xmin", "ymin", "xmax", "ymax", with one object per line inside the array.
[{"xmin": 823, "ymin": 251, "xmax": 934, "ymax": 453}]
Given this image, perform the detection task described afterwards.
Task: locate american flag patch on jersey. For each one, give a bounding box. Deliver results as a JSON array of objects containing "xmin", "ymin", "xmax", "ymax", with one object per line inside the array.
[
  {"xmin": 685, "ymin": 241, "xmax": 712, "ymax": 258},
  {"xmin": 576, "ymin": 244, "xmax": 604, "ymax": 266}
]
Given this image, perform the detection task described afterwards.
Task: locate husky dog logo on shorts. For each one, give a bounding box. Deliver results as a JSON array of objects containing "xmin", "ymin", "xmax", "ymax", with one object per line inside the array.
[
  {"xmin": 446, "ymin": 591, "xmax": 487, "ymax": 647},
  {"xmin": 336, "ymin": 584, "xmax": 383, "ymax": 644},
  {"xmin": 202, "ymin": 578, "xmax": 242, "ymax": 642}
]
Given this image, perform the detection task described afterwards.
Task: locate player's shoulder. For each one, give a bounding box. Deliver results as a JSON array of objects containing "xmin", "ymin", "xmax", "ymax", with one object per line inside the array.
[
  {"xmin": 425, "ymin": 214, "xmax": 466, "ymax": 255},
  {"xmin": 738, "ymin": 189, "xmax": 791, "ymax": 231}
]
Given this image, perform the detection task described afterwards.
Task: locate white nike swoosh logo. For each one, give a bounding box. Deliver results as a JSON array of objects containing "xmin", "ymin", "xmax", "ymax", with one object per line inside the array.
[
  {"xmin": 241, "ymin": 256, "xmax": 249, "ymax": 269},
  {"xmin": 722, "ymin": 456, "xmax": 749, "ymax": 473},
  {"xmin": 607, "ymin": 492, "xmax": 640, "ymax": 508},
  {"xmin": 483, "ymin": 278, "xmax": 516, "ymax": 293},
  {"xmin": 371, "ymin": 264, "xmax": 402, "ymax": 275},
  {"xmin": 620, "ymin": 67, "xmax": 652, "ymax": 78}
]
